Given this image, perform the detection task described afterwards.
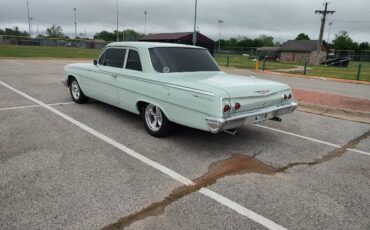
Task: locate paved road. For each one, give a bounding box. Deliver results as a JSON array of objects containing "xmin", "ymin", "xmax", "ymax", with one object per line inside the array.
[
  {"xmin": 222, "ymin": 67, "xmax": 370, "ymax": 100},
  {"xmin": 1, "ymin": 59, "xmax": 370, "ymax": 230}
]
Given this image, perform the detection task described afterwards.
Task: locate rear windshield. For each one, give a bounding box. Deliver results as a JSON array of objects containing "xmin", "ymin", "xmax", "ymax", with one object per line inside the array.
[{"xmin": 149, "ymin": 47, "xmax": 220, "ymax": 73}]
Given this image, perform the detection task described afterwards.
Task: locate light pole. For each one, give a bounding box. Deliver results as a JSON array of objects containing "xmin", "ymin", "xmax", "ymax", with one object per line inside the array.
[
  {"xmin": 29, "ymin": 17, "xmax": 33, "ymax": 37},
  {"xmin": 26, "ymin": 0, "xmax": 31, "ymax": 36},
  {"xmin": 192, "ymin": 0, "xmax": 198, "ymax": 45},
  {"xmin": 144, "ymin": 11, "xmax": 147, "ymax": 35},
  {"xmin": 218, "ymin": 20, "xmax": 223, "ymax": 54},
  {"xmin": 327, "ymin": 21, "xmax": 333, "ymax": 42},
  {"xmin": 116, "ymin": 0, "xmax": 119, "ymax": 41},
  {"xmin": 74, "ymin": 8, "xmax": 77, "ymax": 39}
]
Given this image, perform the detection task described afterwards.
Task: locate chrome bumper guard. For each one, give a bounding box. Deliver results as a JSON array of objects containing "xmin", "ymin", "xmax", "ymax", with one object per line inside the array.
[{"xmin": 206, "ymin": 102, "xmax": 298, "ymax": 133}]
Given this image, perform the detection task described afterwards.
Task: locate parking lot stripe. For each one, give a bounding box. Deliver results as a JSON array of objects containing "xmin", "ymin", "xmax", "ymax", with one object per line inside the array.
[
  {"xmin": 199, "ymin": 188, "xmax": 286, "ymax": 230},
  {"xmin": 0, "ymin": 104, "xmax": 40, "ymax": 111},
  {"xmin": 255, "ymin": 124, "xmax": 341, "ymax": 148},
  {"xmin": 346, "ymin": 148, "xmax": 370, "ymax": 156},
  {"xmin": 256, "ymin": 124, "xmax": 370, "ymax": 156},
  {"xmin": 0, "ymin": 102, "xmax": 75, "ymax": 111},
  {"xmin": 4, "ymin": 60, "xmax": 24, "ymax": 66},
  {"xmin": 0, "ymin": 80, "xmax": 287, "ymax": 230}
]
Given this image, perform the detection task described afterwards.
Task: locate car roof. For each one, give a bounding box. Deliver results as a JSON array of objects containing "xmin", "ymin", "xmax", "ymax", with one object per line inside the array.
[{"xmin": 106, "ymin": 41, "xmax": 205, "ymax": 49}]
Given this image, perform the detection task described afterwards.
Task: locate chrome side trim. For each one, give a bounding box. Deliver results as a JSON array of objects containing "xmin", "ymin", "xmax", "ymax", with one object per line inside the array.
[{"xmin": 69, "ymin": 66, "xmax": 216, "ymax": 97}]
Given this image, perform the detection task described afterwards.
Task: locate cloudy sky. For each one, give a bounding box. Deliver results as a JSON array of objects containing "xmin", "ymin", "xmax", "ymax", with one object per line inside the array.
[{"xmin": 0, "ymin": 0, "xmax": 369, "ymax": 42}]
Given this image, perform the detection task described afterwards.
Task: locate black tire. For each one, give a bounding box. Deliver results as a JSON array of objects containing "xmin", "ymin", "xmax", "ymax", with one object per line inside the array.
[
  {"xmin": 69, "ymin": 77, "xmax": 89, "ymax": 104},
  {"xmin": 141, "ymin": 103, "xmax": 172, "ymax": 137}
]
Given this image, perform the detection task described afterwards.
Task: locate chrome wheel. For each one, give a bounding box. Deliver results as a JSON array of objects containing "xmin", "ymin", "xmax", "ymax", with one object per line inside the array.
[
  {"xmin": 145, "ymin": 104, "xmax": 163, "ymax": 132},
  {"xmin": 71, "ymin": 81, "xmax": 80, "ymax": 100}
]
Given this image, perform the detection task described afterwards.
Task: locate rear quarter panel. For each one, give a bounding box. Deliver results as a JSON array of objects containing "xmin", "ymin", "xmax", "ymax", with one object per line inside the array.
[{"xmin": 115, "ymin": 72, "xmax": 226, "ymax": 131}]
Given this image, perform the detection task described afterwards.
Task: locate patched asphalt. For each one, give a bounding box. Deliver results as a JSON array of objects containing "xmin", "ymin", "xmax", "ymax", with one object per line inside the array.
[{"xmin": 1, "ymin": 59, "xmax": 369, "ymax": 230}]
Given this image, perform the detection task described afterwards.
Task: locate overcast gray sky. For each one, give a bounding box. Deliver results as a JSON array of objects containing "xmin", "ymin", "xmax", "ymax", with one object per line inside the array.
[{"xmin": 0, "ymin": 0, "xmax": 369, "ymax": 42}]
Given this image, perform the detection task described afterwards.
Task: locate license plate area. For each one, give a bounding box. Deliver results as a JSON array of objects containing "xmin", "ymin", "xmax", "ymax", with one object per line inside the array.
[{"xmin": 254, "ymin": 113, "xmax": 267, "ymax": 123}]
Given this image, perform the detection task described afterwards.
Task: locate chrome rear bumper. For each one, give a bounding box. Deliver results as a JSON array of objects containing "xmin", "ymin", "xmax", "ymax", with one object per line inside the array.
[{"xmin": 206, "ymin": 102, "xmax": 298, "ymax": 133}]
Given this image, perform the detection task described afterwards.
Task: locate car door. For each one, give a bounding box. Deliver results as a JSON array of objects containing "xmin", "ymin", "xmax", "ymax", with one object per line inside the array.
[
  {"xmin": 116, "ymin": 48, "xmax": 145, "ymax": 112},
  {"xmin": 89, "ymin": 47, "xmax": 127, "ymax": 105}
]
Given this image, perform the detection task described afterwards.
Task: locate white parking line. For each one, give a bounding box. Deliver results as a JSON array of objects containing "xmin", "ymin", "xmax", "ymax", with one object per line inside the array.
[
  {"xmin": 0, "ymin": 102, "xmax": 75, "ymax": 111},
  {"xmin": 0, "ymin": 80, "xmax": 287, "ymax": 230},
  {"xmin": 0, "ymin": 104, "xmax": 40, "ymax": 111},
  {"xmin": 346, "ymin": 148, "xmax": 370, "ymax": 156},
  {"xmin": 4, "ymin": 60, "xmax": 25, "ymax": 66},
  {"xmin": 256, "ymin": 124, "xmax": 370, "ymax": 156}
]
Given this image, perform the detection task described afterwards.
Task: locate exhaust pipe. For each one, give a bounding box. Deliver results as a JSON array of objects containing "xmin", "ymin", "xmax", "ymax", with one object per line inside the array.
[
  {"xmin": 270, "ymin": 117, "xmax": 282, "ymax": 122},
  {"xmin": 223, "ymin": 129, "xmax": 238, "ymax": 135}
]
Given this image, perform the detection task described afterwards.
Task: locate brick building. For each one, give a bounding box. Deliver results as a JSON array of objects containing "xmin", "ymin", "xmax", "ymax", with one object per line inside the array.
[{"xmin": 279, "ymin": 40, "xmax": 328, "ymax": 64}]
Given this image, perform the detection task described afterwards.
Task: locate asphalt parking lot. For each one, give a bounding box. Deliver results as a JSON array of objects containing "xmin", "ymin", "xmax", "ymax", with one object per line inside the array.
[{"xmin": 1, "ymin": 59, "xmax": 369, "ymax": 230}]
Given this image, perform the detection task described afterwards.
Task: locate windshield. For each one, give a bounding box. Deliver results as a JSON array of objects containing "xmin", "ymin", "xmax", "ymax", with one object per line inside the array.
[{"xmin": 149, "ymin": 47, "xmax": 220, "ymax": 73}]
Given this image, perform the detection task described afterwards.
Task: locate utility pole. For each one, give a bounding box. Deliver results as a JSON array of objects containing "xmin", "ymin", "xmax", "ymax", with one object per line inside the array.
[
  {"xmin": 315, "ymin": 2, "xmax": 335, "ymax": 65},
  {"xmin": 144, "ymin": 11, "xmax": 147, "ymax": 35},
  {"xmin": 327, "ymin": 21, "xmax": 333, "ymax": 42},
  {"xmin": 192, "ymin": 0, "xmax": 198, "ymax": 45},
  {"xmin": 116, "ymin": 0, "xmax": 119, "ymax": 41},
  {"xmin": 218, "ymin": 20, "xmax": 223, "ymax": 54},
  {"xmin": 122, "ymin": 27, "xmax": 125, "ymax": 41},
  {"xmin": 26, "ymin": 0, "xmax": 31, "ymax": 37},
  {"xmin": 74, "ymin": 8, "xmax": 77, "ymax": 39}
]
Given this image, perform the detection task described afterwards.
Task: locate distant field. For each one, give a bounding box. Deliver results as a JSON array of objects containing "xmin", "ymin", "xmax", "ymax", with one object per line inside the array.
[
  {"xmin": 215, "ymin": 54, "xmax": 370, "ymax": 82},
  {"xmin": 0, "ymin": 45, "xmax": 100, "ymax": 58}
]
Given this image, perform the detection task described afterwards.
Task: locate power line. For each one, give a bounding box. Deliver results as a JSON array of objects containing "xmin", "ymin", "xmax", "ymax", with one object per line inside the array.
[{"xmin": 329, "ymin": 19, "xmax": 370, "ymax": 23}]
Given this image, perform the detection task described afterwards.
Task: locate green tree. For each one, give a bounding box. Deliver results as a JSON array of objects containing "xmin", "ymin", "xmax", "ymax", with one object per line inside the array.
[
  {"xmin": 237, "ymin": 37, "xmax": 255, "ymax": 47},
  {"xmin": 256, "ymin": 35, "xmax": 274, "ymax": 47},
  {"xmin": 46, "ymin": 25, "xmax": 64, "ymax": 38},
  {"xmin": 94, "ymin": 29, "xmax": 144, "ymax": 41},
  {"xmin": 332, "ymin": 31, "xmax": 354, "ymax": 50},
  {"xmin": 358, "ymin": 42, "xmax": 370, "ymax": 51},
  {"xmin": 295, "ymin": 33, "xmax": 310, "ymax": 40},
  {"xmin": 0, "ymin": 26, "xmax": 29, "ymax": 36}
]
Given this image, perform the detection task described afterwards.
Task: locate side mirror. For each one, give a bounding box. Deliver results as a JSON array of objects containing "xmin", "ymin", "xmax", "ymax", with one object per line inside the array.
[{"xmin": 93, "ymin": 59, "xmax": 97, "ymax": 65}]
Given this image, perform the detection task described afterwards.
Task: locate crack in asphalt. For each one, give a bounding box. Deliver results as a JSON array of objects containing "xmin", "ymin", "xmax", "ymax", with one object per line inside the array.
[
  {"xmin": 101, "ymin": 129, "xmax": 370, "ymax": 230},
  {"xmin": 277, "ymin": 129, "xmax": 370, "ymax": 172},
  {"xmin": 101, "ymin": 154, "xmax": 276, "ymax": 230}
]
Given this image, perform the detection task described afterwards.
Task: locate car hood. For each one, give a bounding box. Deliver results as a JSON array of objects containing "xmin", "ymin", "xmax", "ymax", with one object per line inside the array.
[{"xmin": 164, "ymin": 71, "xmax": 290, "ymax": 98}]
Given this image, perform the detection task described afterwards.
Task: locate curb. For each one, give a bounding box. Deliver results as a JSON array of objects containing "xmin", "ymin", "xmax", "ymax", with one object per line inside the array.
[{"xmin": 297, "ymin": 101, "xmax": 370, "ymax": 124}]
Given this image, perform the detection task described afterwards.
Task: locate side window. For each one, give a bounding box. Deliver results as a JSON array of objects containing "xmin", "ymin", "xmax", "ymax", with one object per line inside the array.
[
  {"xmin": 99, "ymin": 48, "xmax": 126, "ymax": 68},
  {"xmin": 126, "ymin": 50, "xmax": 142, "ymax": 71},
  {"xmin": 98, "ymin": 50, "xmax": 106, "ymax": 65}
]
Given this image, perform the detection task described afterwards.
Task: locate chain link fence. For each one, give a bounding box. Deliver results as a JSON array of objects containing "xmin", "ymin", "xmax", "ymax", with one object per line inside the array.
[
  {"xmin": 215, "ymin": 53, "xmax": 370, "ymax": 82},
  {"xmin": 0, "ymin": 35, "xmax": 107, "ymax": 49}
]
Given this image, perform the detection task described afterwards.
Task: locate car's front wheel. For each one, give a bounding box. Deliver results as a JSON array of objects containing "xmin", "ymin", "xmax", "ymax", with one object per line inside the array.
[
  {"xmin": 69, "ymin": 78, "xmax": 89, "ymax": 104},
  {"xmin": 142, "ymin": 104, "xmax": 172, "ymax": 137}
]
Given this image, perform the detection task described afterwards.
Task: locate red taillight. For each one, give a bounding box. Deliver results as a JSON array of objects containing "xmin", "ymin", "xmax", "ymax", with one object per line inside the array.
[
  {"xmin": 235, "ymin": 102, "xmax": 241, "ymax": 110},
  {"xmin": 223, "ymin": 104, "xmax": 231, "ymax": 113}
]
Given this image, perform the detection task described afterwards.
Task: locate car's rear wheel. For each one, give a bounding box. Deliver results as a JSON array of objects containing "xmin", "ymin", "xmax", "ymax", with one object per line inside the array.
[
  {"xmin": 69, "ymin": 78, "xmax": 89, "ymax": 104},
  {"xmin": 142, "ymin": 104, "xmax": 172, "ymax": 137}
]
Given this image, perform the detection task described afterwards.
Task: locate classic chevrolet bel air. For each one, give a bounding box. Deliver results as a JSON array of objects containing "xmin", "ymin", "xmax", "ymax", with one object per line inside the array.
[{"xmin": 62, "ymin": 42, "xmax": 297, "ymax": 137}]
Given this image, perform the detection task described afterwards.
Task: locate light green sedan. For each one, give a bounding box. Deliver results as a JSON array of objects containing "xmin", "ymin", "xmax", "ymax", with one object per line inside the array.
[{"xmin": 62, "ymin": 42, "xmax": 297, "ymax": 137}]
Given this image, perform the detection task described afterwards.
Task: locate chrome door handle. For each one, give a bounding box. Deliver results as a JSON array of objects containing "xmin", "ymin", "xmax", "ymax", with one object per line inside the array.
[{"xmin": 112, "ymin": 74, "xmax": 118, "ymax": 79}]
